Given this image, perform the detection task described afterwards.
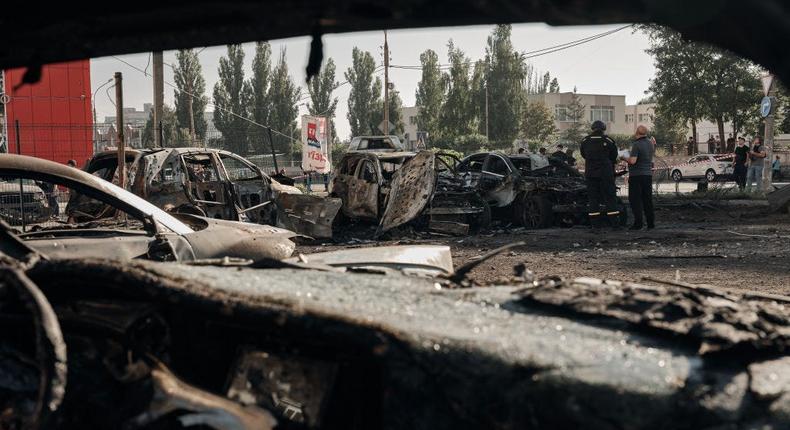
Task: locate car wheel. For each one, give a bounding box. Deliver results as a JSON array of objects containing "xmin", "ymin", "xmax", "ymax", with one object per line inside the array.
[
  {"xmin": 517, "ymin": 194, "xmax": 553, "ymax": 229},
  {"xmin": 705, "ymin": 169, "xmax": 717, "ymax": 183},
  {"xmin": 671, "ymin": 170, "xmax": 682, "ymax": 182},
  {"xmin": 616, "ymin": 198, "xmax": 629, "ymax": 226}
]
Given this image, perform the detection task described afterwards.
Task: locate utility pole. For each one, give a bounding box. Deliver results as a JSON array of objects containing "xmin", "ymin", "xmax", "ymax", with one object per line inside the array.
[
  {"xmin": 187, "ymin": 79, "xmax": 197, "ymax": 146},
  {"xmin": 383, "ymin": 30, "xmax": 389, "ymax": 134},
  {"xmin": 153, "ymin": 51, "xmax": 164, "ymax": 148},
  {"xmin": 114, "ymin": 72, "xmax": 126, "ymax": 190},
  {"xmin": 761, "ymin": 73, "xmax": 776, "ymax": 192},
  {"xmin": 485, "ymin": 57, "xmax": 490, "ymax": 141}
]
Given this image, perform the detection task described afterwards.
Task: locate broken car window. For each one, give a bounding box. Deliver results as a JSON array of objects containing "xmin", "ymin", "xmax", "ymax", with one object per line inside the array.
[
  {"xmin": 358, "ymin": 161, "xmax": 377, "ymax": 183},
  {"xmin": 220, "ymin": 154, "xmax": 262, "ymax": 182},
  {"xmin": 485, "ymin": 156, "xmax": 510, "ymax": 175}
]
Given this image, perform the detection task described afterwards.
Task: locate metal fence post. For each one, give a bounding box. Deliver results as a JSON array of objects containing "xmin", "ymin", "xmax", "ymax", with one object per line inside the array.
[{"xmin": 14, "ymin": 120, "xmax": 25, "ymax": 232}]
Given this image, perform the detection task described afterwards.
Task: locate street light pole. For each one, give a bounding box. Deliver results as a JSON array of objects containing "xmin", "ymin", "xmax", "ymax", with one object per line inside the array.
[{"xmin": 762, "ymin": 74, "xmax": 776, "ymax": 192}]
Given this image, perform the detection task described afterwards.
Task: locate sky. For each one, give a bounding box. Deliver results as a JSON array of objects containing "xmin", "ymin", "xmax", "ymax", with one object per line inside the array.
[{"xmin": 90, "ymin": 23, "xmax": 655, "ymax": 140}]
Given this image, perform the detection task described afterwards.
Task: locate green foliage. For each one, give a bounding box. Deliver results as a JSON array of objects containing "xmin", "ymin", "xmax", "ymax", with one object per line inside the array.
[
  {"xmin": 485, "ymin": 24, "xmax": 527, "ymax": 143},
  {"xmin": 267, "ymin": 49, "xmax": 301, "ymax": 154},
  {"xmin": 651, "ymin": 111, "xmax": 687, "ymax": 150},
  {"xmin": 307, "ymin": 57, "xmax": 340, "ymax": 141},
  {"xmin": 370, "ymin": 86, "xmax": 405, "ymax": 135},
  {"xmin": 212, "ymin": 44, "xmax": 253, "ymax": 154},
  {"xmin": 549, "ymin": 78, "xmax": 560, "ymax": 93},
  {"xmin": 331, "ymin": 140, "xmax": 349, "ymax": 169},
  {"xmin": 250, "ymin": 42, "xmax": 273, "ymax": 129},
  {"xmin": 470, "ymin": 60, "xmax": 487, "ymax": 136},
  {"xmin": 561, "ymin": 88, "xmax": 587, "ymax": 146},
  {"xmin": 431, "ymin": 134, "xmax": 489, "ymax": 156},
  {"xmin": 143, "ymin": 105, "xmax": 189, "ymax": 148},
  {"xmin": 608, "ymin": 134, "xmax": 633, "ymax": 149},
  {"xmin": 521, "ymin": 100, "xmax": 557, "ymax": 143},
  {"xmin": 440, "ymin": 41, "xmax": 477, "ymax": 138},
  {"xmin": 173, "ymin": 49, "xmax": 208, "ymax": 140},
  {"xmin": 345, "ymin": 48, "xmax": 381, "ymax": 136},
  {"xmin": 416, "ymin": 49, "xmax": 445, "ymax": 139}
]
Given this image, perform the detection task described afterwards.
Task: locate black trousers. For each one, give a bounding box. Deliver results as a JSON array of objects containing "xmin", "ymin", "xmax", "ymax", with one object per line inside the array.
[
  {"xmin": 628, "ymin": 175, "xmax": 654, "ymax": 228},
  {"xmin": 586, "ymin": 176, "xmax": 618, "ymax": 215},
  {"xmin": 733, "ymin": 163, "xmax": 747, "ymax": 190}
]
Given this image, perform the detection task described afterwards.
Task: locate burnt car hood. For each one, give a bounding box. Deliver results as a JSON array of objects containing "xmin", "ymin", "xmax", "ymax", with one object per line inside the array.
[
  {"xmin": 275, "ymin": 193, "xmax": 342, "ymax": 239},
  {"xmin": 175, "ymin": 214, "xmax": 297, "ymax": 261},
  {"xmin": 11, "ymin": 257, "xmax": 790, "ymax": 429},
  {"xmin": 377, "ymin": 150, "xmax": 436, "ymax": 235}
]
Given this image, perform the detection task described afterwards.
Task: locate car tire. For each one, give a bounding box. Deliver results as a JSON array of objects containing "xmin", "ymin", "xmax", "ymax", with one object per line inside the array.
[
  {"xmin": 671, "ymin": 170, "xmax": 683, "ymax": 182},
  {"xmin": 616, "ymin": 198, "xmax": 629, "ymax": 226},
  {"xmin": 705, "ymin": 169, "xmax": 717, "ymax": 183},
  {"xmin": 516, "ymin": 194, "xmax": 553, "ymax": 229}
]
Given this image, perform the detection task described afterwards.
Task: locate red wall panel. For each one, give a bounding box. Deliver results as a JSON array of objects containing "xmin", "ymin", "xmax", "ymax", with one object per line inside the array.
[{"xmin": 4, "ymin": 60, "xmax": 93, "ymax": 167}]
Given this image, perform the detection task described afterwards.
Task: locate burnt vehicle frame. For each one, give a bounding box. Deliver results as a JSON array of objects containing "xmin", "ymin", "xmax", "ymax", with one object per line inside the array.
[
  {"xmin": 458, "ymin": 152, "xmax": 627, "ymax": 228},
  {"xmin": 0, "ymin": 154, "xmax": 298, "ymax": 262},
  {"xmin": 330, "ymin": 150, "xmax": 490, "ymax": 236},
  {"xmin": 80, "ymin": 147, "xmax": 303, "ymax": 225}
]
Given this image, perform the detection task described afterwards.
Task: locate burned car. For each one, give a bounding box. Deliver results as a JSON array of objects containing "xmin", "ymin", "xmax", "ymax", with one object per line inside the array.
[
  {"xmin": 3, "ymin": 242, "xmax": 790, "ymax": 429},
  {"xmin": 0, "ymin": 154, "xmax": 298, "ymax": 261},
  {"xmin": 0, "ymin": 179, "xmax": 53, "ymax": 224},
  {"xmin": 78, "ymin": 148, "xmax": 305, "ymax": 226},
  {"xmin": 330, "ymin": 150, "xmax": 490, "ymax": 236},
  {"xmin": 458, "ymin": 152, "xmax": 627, "ymax": 228}
]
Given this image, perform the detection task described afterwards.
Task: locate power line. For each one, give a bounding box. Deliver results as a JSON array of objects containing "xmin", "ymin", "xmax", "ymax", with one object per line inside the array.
[{"xmin": 389, "ymin": 24, "xmax": 633, "ymax": 70}]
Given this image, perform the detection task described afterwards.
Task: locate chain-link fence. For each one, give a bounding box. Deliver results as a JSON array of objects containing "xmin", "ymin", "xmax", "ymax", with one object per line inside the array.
[{"xmin": 0, "ymin": 179, "xmax": 71, "ymax": 231}]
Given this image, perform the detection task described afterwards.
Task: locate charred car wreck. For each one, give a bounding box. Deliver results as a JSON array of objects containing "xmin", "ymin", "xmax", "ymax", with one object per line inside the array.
[
  {"xmin": 2, "ymin": 244, "xmax": 790, "ymax": 429},
  {"xmin": 78, "ymin": 148, "xmax": 340, "ymax": 238},
  {"xmin": 330, "ymin": 150, "xmax": 489, "ymax": 237},
  {"xmin": 458, "ymin": 152, "xmax": 627, "ymax": 228}
]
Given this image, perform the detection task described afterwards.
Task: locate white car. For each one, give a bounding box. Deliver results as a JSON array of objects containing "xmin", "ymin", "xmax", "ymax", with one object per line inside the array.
[{"xmin": 670, "ymin": 154, "xmax": 733, "ymax": 183}]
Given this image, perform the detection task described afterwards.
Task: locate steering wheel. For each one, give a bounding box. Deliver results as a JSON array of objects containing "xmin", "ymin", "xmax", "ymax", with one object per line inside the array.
[{"xmin": 0, "ymin": 268, "xmax": 67, "ymax": 429}]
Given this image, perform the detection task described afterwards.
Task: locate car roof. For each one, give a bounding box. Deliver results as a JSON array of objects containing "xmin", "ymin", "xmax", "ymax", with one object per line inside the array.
[{"xmin": 0, "ymin": 154, "xmax": 192, "ymax": 235}]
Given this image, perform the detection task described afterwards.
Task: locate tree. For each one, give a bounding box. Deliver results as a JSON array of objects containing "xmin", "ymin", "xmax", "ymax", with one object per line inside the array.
[
  {"xmin": 267, "ymin": 49, "xmax": 301, "ymax": 154},
  {"xmin": 250, "ymin": 41, "xmax": 273, "ymax": 138},
  {"xmin": 521, "ymin": 100, "xmax": 557, "ymax": 143},
  {"xmin": 415, "ymin": 49, "xmax": 444, "ymax": 140},
  {"xmin": 212, "ymin": 44, "xmax": 253, "ymax": 154},
  {"xmin": 485, "ymin": 24, "xmax": 527, "ymax": 144},
  {"xmin": 642, "ymin": 25, "xmax": 707, "ymax": 143},
  {"xmin": 699, "ymin": 52, "xmax": 761, "ymax": 142},
  {"xmin": 470, "ymin": 60, "xmax": 488, "ymax": 136},
  {"xmin": 372, "ymin": 87, "xmax": 405, "ymax": 135},
  {"xmin": 307, "ymin": 57, "xmax": 339, "ymax": 141},
  {"xmin": 440, "ymin": 41, "xmax": 476, "ymax": 138},
  {"xmin": 173, "ymin": 49, "xmax": 208, "ymax": 143},
  {"xmin": 346, "ymin": 48, "xmax": 382, "ymax": 137},
  {"xmin": 143, "ymin": 105, "xmax": 189, "ymax": 148},
  {"xmin": 549, "ymin": 78, "xmax": 560, "ymax": 93},
  {"xmin": 561, "ymin": 88, "xmax": 587, "ymax": 146}
]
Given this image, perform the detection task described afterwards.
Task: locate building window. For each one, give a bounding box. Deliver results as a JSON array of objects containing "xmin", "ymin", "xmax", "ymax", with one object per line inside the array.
[
  {"xmin": 638, "ymin": 113, "xmax": 651, "ymax": 122},
  {"xmin": 555, "ymin": 105, "xmax": 571, "ymax": 122},
  {"xmin": 590, "ymin": 106, "xmax": 615, "ymax": 123},
  {"xmin": 409, "ymin": 116, "xmax": 418, "ymax": 125},
  {"xmin": 625, "ymin": 114, "xmax": 634, "ymax": 123}
]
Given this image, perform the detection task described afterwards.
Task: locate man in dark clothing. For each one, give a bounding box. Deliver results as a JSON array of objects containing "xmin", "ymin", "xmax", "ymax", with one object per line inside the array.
[
  {"xmin": 580, "ymin": 120, "xmax": 620, "ymax": 229},
  {"xmin": 565, "ymin": 148, "xmax": 576, "ymax": 166},
  {"xmin": 726, "ymin": 134, "xmax": 735, "ymax": 153},
  {"xmin": 552, "ymin": 144, "xmax": 569, "ymax": 164},
  {"xmin": 687, "ymin": 136, "xmax": 695, "ymax": 156},
  {"xmin": 624, "ymin": 125, "xmax": 655, "ymax": 230},
  {"xmin": 733, "ymin": 137, "xmax": 749, "ymax": 191}
]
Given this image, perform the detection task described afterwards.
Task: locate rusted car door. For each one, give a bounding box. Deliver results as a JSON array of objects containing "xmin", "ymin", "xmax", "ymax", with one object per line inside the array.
[
  {"xmin": 377, "ymin": 150, "xmax": 436, "ymax": 235},
  {"xmin": 180, "ymin": 152, "xmax": 236, "ymax": 220},
  {"xmin": 217, "ymin": 153, "xmax": 275, "ymax": 224},
  {"xmin": 143, "ymin": 150, "xmax": 194, "ymax": 210},
  {"xmin": 480, "ymin": 154, "xmax": 516, "ymax": 208},
  {"xmin": 345, "ymin": 158, "xmax": 380, "ymax": 220}
]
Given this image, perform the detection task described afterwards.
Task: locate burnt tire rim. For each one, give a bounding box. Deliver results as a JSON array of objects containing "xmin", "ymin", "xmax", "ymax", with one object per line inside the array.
[{"xmin": 525, "ymin": 198, "xmax": 542, "ymax": 228}]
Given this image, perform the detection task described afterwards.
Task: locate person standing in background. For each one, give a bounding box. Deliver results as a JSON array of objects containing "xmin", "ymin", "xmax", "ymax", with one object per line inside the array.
[
  {"xmin": 733, "ymin": 137, "xmax": 749, "ymax": 191},
  {"xmin": 772, "ymin": 155, "xmax": 782, "ymax": 181},
  {"xmin": 745, "ymin": 136, "xmax": 766, "ymax": 193},
  {"xmin": 580, "ymin": 120, "xmax": 620, "ymax": 230},
  {"xmin": 623, "ymin": 125, "xmax": 655, "ymax": 230}
]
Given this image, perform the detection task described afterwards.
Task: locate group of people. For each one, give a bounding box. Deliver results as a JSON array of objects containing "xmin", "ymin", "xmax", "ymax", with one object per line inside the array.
[
  {"xmin": 731, "ymin": 136, "xmax": 774, "ymax": 192},
  {"xmin": 580, "ymin": 120, "xmax": 654, "ymax": 231},
  {"xmin": 516, "ymin": 144, "xmax": 577, "ymax": 167}
]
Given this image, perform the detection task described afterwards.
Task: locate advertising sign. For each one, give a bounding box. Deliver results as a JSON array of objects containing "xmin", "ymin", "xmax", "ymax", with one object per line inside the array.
[{"xmin": 301, "ymin": 115, "xmax": 330, "ymax": 173}]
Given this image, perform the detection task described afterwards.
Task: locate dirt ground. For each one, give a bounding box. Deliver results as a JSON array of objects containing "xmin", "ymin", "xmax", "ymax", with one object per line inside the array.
[{"xmin": 297, "ymin": 201, "xmax": 790, "ymax": 296}]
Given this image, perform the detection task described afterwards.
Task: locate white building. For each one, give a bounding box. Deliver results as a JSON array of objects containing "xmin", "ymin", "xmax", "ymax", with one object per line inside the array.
[
  {"xmin": 528, "ymin": 92, "xmax": 628, "ymax": 139},
  {"xmin": 625, "ymin": 102, "xmax": 735, "ymax": 143},
  {"xmin": 401, "ymin": 105, "xmax": 420, "ymax": 150}
]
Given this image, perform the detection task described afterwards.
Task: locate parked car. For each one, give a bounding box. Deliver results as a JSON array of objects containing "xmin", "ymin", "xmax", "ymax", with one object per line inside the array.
[
  {"xmin": 0, "ymin": 153, "xmax": 298, "ymax": 261},
  {"xmin": 347, "ymin": 135, "xmax": 404, "ymax": 152},
  {"xmin": 0, "ymin": 179, "xmax": 53, "ymax": 224},
  {"xmin": 458, "ymin": 152, "xmax": 627, "ymax": 228},
  {"xmin": 78, "ymin": 148, "xmax": 304, "ymax": 226},
  {"xmin": 330, "ymin": 150, "xmax": 490, "ymax": 235},
  {"xmin": 670, "ymin": 154, "xmax": 733, "ymax": 183}
]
